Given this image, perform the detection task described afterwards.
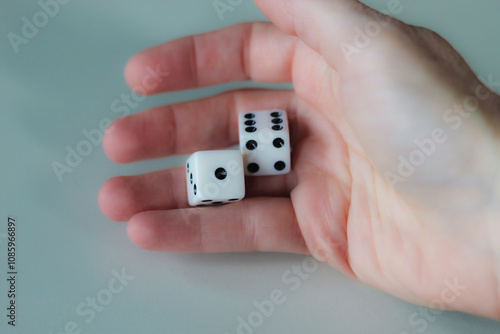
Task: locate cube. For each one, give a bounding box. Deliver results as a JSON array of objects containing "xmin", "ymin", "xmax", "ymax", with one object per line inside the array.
[
  {"xmin": 185, "ymin": 150, "xmax": 245, "ymax": 207},
  {"xmin": 238, "ymin": 110, "xmax": 291, "ymax": 176}
]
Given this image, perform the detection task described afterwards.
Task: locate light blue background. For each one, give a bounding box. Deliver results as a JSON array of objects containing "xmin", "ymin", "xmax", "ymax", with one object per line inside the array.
[{"xmin": 1, "ymin": 1, "xmax": 500, "ymax": 333}]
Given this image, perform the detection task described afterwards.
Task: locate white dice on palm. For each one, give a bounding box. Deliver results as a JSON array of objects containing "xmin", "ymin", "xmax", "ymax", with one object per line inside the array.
[
  {"xmin": 185, "ymin": 150, "xmax": 245, "ymax": 207},
  {"xmin": 238, "ymin": 110, "xmax": 291, "ymax": 176}
]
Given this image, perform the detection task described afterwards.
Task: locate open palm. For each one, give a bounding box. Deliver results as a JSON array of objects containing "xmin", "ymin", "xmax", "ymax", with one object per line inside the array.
[{"xmin": 98, "ymin": 0, "xmax": 500, "ymax": 319}]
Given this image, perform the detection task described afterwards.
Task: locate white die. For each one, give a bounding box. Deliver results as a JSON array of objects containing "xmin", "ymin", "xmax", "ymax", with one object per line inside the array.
[
  {"xmin": 238, "ymin": 110, "xmax": 291, "ymax": 176},
  {"xmin": 185, "ymin": 150, "xmax": 245, "ymax": 207}
]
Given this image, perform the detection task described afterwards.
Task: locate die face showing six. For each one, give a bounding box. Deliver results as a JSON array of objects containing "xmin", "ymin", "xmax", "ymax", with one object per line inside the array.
[
  {"xmin": 186, "ymin": 150, "xmax": 245, "ymax": 207},
  {"xmin": 238, "ymin": 110, "xmax": 291, "ymax": 176}
]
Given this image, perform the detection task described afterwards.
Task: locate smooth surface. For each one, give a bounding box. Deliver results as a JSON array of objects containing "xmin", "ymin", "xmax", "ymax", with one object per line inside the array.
[
  {"xmin": 1, "ymin": 1, "xmax": 500, "ymax": 333},
  {"xmin": 186, "ymin": 150, "xmax": 245, "ymax": 206}
]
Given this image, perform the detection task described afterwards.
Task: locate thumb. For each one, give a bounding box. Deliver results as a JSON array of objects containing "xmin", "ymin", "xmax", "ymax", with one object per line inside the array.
[
  {"xmin": 253, "ymin": 0, "xmax": 393, "ymax": 70},
  {"xmin": 254, "ymin": 0, "xmax": 500, "ymax": 217}
]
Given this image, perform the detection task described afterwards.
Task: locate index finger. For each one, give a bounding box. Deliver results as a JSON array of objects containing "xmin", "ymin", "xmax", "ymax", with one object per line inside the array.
[{"xmin": 125, "ymin": 22, "xmax": 297, "ymax": 95}]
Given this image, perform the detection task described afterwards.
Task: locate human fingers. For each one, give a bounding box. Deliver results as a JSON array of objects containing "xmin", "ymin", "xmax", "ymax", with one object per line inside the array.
[
  {"xmin": 124, "ymin": 22, "xmax": 297, "ymax": 94},
  {"xmin": 126, "ymin": 198, "xmax": 308, "ymax": 254},
  {"xmin": 98, "ymin": 167, "xmax": 296, "ymax": 222},
  {"xmin": 103, "ymin": 89, "xmax": 296, "ymax": 163}
]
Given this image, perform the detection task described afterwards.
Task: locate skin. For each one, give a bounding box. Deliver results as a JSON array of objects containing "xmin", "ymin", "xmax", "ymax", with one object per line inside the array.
[{"xmin": 98, "ymin": 0, "xmax": 500, "ymax": 319}]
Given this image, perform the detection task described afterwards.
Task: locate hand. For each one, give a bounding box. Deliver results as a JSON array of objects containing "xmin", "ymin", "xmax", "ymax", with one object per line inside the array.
[{"xmin": 98, "ymin": 0, "xmax": 500, "ymax": 319}]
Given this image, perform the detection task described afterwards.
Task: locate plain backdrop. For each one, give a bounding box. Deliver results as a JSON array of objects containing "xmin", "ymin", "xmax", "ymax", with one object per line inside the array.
[{"xmin": 1, "ymin": 1, "xmax": 500, "ymax": 333}]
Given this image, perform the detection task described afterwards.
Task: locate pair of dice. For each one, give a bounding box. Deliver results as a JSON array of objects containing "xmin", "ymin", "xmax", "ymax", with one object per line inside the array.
[{"xmin": 186, "ymin": 110, "xmax": 291, "ymax": 206}]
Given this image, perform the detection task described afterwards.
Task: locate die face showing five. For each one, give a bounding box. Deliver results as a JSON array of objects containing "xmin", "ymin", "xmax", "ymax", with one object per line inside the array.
[
  {"xmin": 186, "ymin": 150, "xmax": 245, "ymax": 206},
  {"xmin": 238, "ymin": 110, "xmax": 291, "ymax": 176}
]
